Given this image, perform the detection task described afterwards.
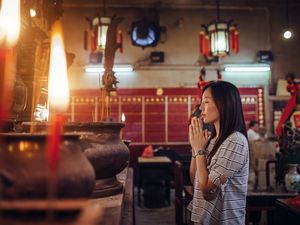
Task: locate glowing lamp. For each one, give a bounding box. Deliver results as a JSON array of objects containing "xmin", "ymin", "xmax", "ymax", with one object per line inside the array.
[
  {"xmin": 93, "ymin": 16, "xmax": 111, "ymax": 50},
  {"xmin": 30, "ymin": 8, "xmax": 37, "ymax": 18},
  {"xmin": 207, "ymin": 21, "xmax": 230, "ymax": 56},
  {"xmin": 283, "ymin": 30, "xmax": 292, "ymax": 39},
  {"xmin": 199, "ymin": 0, "xmax": 238, "ymax": 58},
  {"xmin": 283, "ymin": 0, "xmax": 292, "ymax": 40}
]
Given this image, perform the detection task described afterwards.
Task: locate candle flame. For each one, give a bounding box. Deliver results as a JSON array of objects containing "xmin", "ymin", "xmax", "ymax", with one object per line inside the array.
[
  {"xmin": 121, "ymin": 113, "xmax": 125, "ymax": 122},
  {"xmin": 0, "ymin": 0, "xmax": 20, "ymax": 47},
  {"xmin": 48, "ymin": 22, "xmax": 69, "ymax": 113}
]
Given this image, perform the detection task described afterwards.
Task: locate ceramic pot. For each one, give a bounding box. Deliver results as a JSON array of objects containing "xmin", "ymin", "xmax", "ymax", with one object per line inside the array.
[
  {"xmin": 285, "ymin": 164, "xmax": 300, "ymax": 193},
  {"xmin": 63, "ymin": 122, "xmax": 129, "ymax": 197},
  {"xmin": 0, "ymin": 133, "xmax": 95, "ymax": 199}
]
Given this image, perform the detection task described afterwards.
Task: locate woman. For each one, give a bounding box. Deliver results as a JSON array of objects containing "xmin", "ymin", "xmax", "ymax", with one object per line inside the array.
[{"xmin": 188, "ymin": 81, "xmax": 249, "ymax": 225}]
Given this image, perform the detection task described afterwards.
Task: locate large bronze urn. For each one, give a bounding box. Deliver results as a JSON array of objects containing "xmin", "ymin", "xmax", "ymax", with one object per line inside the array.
[
  {"xmin": 63, "ymin": 122, "xmax": 129, "ymax": 197},
  {"xmin": 0, "ymin": 134, "xmax": 95, "ymax": 199}
]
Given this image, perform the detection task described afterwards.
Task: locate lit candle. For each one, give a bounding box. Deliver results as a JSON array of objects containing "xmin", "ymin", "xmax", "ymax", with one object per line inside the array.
[
  {"xmin": 47, "ymin": 21, "xmax": 69, "ymax": 173},
  {"xmin": 120, "ymin": 113, "xmax": 125, "ymax": 139},
  {"xmin": 0, "ymin": 0, "xmax": 20, "ymax": 130}
]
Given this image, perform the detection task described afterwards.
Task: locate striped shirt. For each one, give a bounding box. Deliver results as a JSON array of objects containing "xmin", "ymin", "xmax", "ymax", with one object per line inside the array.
[{"xmin": 188, "ymin": 131, "xmax": 249, "ymax": 225}]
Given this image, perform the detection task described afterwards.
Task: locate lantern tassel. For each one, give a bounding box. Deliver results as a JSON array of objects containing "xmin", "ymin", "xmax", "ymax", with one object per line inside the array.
[
  {"xmin": 91, "ymin": 31, "xmax": 96, "ymax": 53},
  {"xmin": 117, "ymin": 30, "xmax": 123, "ymax": 53},
  {"xmin": 234, "ymin": 31, "xmax": 239, "ymax": 54},
  {"xmin": 84, "ymin": 29, "xmax": 88, "ymax": 51},
  {"xmin": 199, "ymin": 31, "xmax": 205, "ymax": 54},
  {"xmin": 205, "ymin": 35, "xmax": 210, "ymax": 58},
  {"xmin": 230, "ymin": 26, "xmax": 236, "ymax": 50}
]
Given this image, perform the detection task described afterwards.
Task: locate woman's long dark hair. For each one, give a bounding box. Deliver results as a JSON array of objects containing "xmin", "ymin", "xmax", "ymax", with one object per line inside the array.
[{"xmin": 202, "ymin": 81, "xmax": 248, "ymax": 165}]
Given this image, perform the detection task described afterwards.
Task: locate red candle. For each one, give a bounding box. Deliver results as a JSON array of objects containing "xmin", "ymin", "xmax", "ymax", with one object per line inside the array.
[
  {"xmin": 47, "ymin": 114, "xmax": 65, "ymax": 171},
  {"xmin": 120, "ymin": 113, "xmax": 125, "ymax": 139},
  {"xmin": 0, "ymin": 48, "xmax": 8, "ymax": 127}
]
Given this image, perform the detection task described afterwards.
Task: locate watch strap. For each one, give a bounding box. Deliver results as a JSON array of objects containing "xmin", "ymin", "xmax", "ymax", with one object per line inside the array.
[{"xmin": 192, "ymin": 149, "xmax": 207, "ymax": 158}]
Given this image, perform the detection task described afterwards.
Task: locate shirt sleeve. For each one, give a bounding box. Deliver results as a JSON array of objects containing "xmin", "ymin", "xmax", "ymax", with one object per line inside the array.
[{"xmin": 208, "ymin": 134, "xmax": 248, "ymax": 187}]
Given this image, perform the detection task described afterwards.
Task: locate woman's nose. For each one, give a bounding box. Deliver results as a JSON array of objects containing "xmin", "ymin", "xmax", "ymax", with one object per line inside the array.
[{"xmin": 199, "ymin": 103, "xmax": 204, "ymax": 111}]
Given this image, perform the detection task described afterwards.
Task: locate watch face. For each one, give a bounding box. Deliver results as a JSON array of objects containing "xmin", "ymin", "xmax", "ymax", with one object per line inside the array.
[{"xmin": 197, "ymin": 150, "xmax": 204, "ymax": 155}]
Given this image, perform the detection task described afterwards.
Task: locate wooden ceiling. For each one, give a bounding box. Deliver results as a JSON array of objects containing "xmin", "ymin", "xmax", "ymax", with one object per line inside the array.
[{"xmin": 63, "ymin": 0, "xmax": 300, "ymax": 8}]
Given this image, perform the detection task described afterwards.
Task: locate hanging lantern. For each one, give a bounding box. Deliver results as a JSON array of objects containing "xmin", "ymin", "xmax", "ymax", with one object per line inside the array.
[
  {"xmin": 199, "ymin": 0, "xmax": 239, "ymax": 58},
  {"xmin": 92, "ymin": 16, "xmax": 111, "ymax": 50},
  {"xmin": 207, "ymin": 21, "xmax": 230, "ymax": 57}
]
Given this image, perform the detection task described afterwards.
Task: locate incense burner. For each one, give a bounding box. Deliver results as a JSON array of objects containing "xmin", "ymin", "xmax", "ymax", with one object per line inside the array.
[
  {"xmin": 0, "ymin": 133, "xmax": 95, "ymax": 199},
  {"xmin": 63, "ymin": 122, "xmax": 129, "ymax": 197}
]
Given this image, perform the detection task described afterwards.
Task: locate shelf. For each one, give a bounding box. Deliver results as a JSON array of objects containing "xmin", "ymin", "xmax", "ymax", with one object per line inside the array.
[{"xmin": 269, "ymin": 96, "xmax": 290, "ymax": 101}]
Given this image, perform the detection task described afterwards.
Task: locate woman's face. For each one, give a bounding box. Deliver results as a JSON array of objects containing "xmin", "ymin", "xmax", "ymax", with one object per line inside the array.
[{"xmin": 200, "ymin": 88, "xmax": 220, "ymax": 124}]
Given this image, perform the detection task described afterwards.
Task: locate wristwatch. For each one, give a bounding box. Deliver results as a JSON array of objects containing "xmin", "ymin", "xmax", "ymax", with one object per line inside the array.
[{"xmin": 192, "ymin": 149, "xmax": 207, "ymax": 158}]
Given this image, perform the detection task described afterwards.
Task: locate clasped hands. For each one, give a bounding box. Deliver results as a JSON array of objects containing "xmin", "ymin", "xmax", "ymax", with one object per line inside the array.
[{"xmin": 189, "ymin": 117, "xmax": 210, "ymax": 156}]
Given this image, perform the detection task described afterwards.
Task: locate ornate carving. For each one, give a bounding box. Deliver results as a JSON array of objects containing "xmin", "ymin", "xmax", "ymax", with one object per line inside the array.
[
  {"xmin": 102, "ymin": 70, "xmax": 119, "ymax": 95},
  {"xmin": 102, "ymin": 16, "xmax": 124, "ymax": 96},
  {"xmin": 101, "ymin": 16, "xmax": 124, "ymax": 121}
]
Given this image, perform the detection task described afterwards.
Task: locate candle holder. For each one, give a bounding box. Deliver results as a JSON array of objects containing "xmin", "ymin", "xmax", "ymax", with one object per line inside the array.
[{"xmin": 0, "ymin": 133, "xmax": 95, "ymax": 199}]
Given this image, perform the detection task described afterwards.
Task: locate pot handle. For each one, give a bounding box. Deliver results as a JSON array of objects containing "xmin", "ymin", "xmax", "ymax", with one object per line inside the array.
[{"xmin": 0, "ymin": 170, "xmax": 15, "ymax": 188}]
